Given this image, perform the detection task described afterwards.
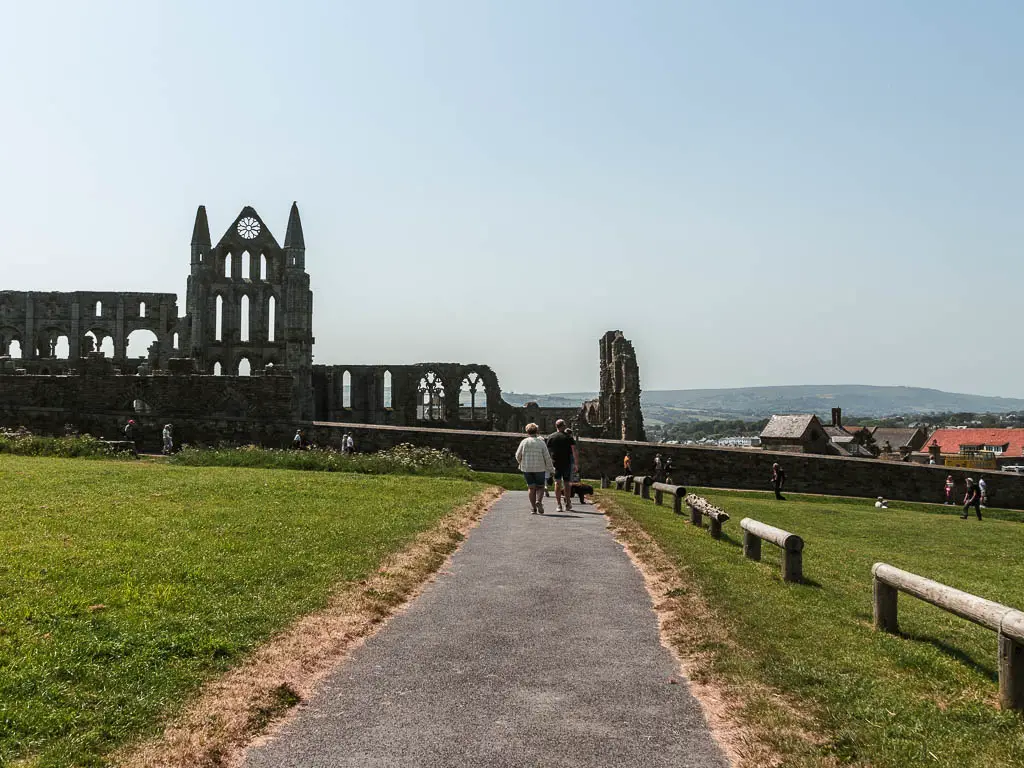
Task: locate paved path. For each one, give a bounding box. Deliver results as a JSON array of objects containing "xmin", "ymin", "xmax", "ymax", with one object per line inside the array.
[{"xmin": 244, "ymin": 491, "xmax": 728, "ymax": 768}]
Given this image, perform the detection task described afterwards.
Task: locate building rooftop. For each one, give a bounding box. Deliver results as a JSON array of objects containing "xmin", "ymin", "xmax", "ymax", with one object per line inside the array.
[
  {"xmin": 761, "ymin": 414, "xmax": 817, "ymax": 439},
  {"xmin": 926, "ymin": 428, "xmax": 1024, "ymax": 457}
]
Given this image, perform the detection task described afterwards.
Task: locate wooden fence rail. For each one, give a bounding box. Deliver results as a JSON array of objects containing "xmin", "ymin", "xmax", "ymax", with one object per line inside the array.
[
  {"xmin": 872, "ymin": 562, "xmax": 1024, "ymax": 710},
  {"xmin": 652, "ymin": 482, "xmax": 687, "ymax": 514},
  {"xmin": 632, "ymin": 475, "xmax": 653, "ymax": 498},
  {"xmin": 740, "ymin": 518, "xmax": 804, "ymax": 582},
  {"xmin": 684, "ymin": 494, "xmax": 730, "ymax": 538}
]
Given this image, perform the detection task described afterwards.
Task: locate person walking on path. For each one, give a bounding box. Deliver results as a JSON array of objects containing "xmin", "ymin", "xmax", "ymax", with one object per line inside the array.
[
  {"xmin": 944, "ymin": 474, "xmax": 955, "ymax": 505},
  {"xmin": 293, "ymin": 429, "xmax": 306, "ymax": 450},
  {"xmin": 516, "ymin": 423, "xmax": 555, "ymax": 514},
  {"xmin": 772, "ymin": 462, "xmax": 786, "ymax": 500},
  {"xmin": 565, "ymin": 428, "xmax": 579, "ymax": 483},
  {"xmin": 979, "ymin": 476, "xmax": 989, "ymax": 508},
  {"xmin": 664, "ymin": 456, "xmax": 674, "ymax": 484},
  {"xmin": 962, "ymin": 478, "xmax": 983, "ymax": 520},
  {"xmin": 345, "ymin": 433, "xmax": 355, "ymax": 454},
  {"xmin": 124, "ymin": 419, "xmax": 138, "ymax": 457},
  {"xmin": 161, "ymin": 423, "xmax": 173, "ymax": 455},
  {"xmin": 653, "ymin": 453, "xmax": 664, "ymax": 483},
  {"xmin": 546, "ymin": 419, "xmax": 580, "ymax": 512},
  {"xmin": 623, "ymin": 451, "xmax": 632, "ymax": 475}
]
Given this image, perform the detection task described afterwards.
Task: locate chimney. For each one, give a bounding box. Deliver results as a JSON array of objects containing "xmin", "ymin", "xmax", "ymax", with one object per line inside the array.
[
  {"xmin": 831, "ymin": 407, "xmax": 842, "ymax": 428},
  {"xmin": 928, "ymin": 441, "xmax": 942, "ymax": 462}
]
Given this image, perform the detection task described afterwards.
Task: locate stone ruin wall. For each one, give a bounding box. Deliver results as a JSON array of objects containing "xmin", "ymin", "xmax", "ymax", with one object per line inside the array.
[
  {"xmin": 0, "ymin": 204, "xmax": 647, "ymax": 451},
  {"xmin": 312, "ymin": 362, "xmax": 589, "ymax": 435},
  {"xmin": 0, "ymin": 290, "xmax": 185, "ymax": 372}
]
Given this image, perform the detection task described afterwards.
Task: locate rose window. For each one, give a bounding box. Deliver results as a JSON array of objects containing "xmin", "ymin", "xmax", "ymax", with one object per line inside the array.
[{"xmin": 237, "ymin": 217, "xmax": 261, "ymax": 239}]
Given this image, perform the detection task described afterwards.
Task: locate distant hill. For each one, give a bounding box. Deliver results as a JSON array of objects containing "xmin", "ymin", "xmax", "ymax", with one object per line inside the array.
[{"xmin": 504, "ymin": 386, "xmax": 1024, "ymax": 424}]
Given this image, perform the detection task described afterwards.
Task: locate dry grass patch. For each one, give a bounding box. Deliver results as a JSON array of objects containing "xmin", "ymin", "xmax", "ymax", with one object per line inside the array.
[{"xmin": 599, "ymin": 495, "xmax": 825, "ymax": 768}]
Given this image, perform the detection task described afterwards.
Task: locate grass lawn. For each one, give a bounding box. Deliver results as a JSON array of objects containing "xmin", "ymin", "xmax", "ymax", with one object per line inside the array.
[
  {"xmin": 0, "ymin": 455, "xmax": 488, "ymax": 767},
  {"xmin": 600, "ymin": 487, "xmax": 1024, "ymax": 768}
]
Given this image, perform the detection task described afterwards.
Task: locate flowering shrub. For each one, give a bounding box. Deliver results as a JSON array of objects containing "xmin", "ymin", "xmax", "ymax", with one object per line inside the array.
[
  {"xmin": 0, "ymin": 427, "xmax": 129, "ymax": 458},
  {"xmin": 170, "ymin": 442, "xmax": 474, "ymax": 479}
]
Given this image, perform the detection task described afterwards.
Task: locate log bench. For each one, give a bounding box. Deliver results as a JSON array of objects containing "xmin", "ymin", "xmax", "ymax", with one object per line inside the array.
[
  {"xmin": 614, "ymin": 475, "xmax": 633, "ymax": 491},
  {"xmin": 632, "ymin": 475, "xmax": 653, "ymax": 499},
  {"xmin": 740, "ymin": 518, "xmax": 804, "ymax": 582},
  {"xmin": 872, "ymin": 563, "xmax": 1024, "ymax": 710},
  {"xmin": 652, "ymin": 482, "xmax": 687, "ymax": 514},
  {"xmin": 684, "ymin": 494, "xmax": 730, "ymax": 537}
]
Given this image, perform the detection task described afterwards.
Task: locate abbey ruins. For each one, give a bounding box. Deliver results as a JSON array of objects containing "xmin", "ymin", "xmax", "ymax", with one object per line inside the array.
[
  {"xmin": 8, "ymin": 203, "xmax": 1024, "ymax": 509},
  {"xmin": 0, "ymin": 204, "xmax": 645, "ymax": 444}
]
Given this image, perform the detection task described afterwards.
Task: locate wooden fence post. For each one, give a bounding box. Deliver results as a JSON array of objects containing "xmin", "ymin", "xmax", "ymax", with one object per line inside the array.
[
  {"xmin": 601, "ymin": 475, "xmax": 610, "ymax": 489},
  {"xmin": 783, "ymin": 544, "xmax": 803, "ymax": 583},
  {"xmin": 654, "ymin": 488, "xmax": 663, "ymax": 506},
  {"xmin": 690, "ymin": 503, "xmax": 702, "ymax": 527},
  {"xmin": 743, "ymin": 529, "xmax": 761, "ymax": 561},
  {"xmin": 873, "ymin": 575, "xmax": 899, "ymax": 633},
  {"xmin": 673, "ymin": 495, "xmax": 683, "ymax": 514},
  {"xmin": 709, "ymin": 515, "xmax": 724, "ymax": 539},
  {"xmin": 1001, "ymin": 612, "xmax": 1024, "ymax": 710}
]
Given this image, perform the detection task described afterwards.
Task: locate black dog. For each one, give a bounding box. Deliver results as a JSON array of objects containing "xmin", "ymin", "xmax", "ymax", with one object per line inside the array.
[{"xmin": 571, "ymin": 482, "xmax": 594, "ymax": 505}]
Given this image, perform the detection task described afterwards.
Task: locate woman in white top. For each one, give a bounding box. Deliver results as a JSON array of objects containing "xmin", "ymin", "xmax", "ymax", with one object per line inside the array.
[{"xmin": 515, "ymin": 422, "xmax": 555, "ymax": 515}]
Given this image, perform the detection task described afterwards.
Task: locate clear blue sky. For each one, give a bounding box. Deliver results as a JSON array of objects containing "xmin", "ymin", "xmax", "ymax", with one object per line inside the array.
[{"xmin": 3, "ymin": 1, "xmax": 1022, "ymax": 395}]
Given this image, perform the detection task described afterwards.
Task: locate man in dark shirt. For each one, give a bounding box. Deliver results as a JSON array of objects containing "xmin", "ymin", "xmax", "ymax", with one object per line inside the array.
[
  {"xmin": 772, "ymin": 462, "xmax": 785, "ymax": 500},
  {"xmin": 546, "ymin": 419, "xmax": 580, "ymax": 512},
  {"xmin": 961, "ymin": 478, "xmax": 982, "ymax": 520}
]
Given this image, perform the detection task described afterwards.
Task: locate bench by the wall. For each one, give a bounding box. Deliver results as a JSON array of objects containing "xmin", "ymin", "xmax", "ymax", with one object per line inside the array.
[
  {"xmin": 652, "ymin": 482, "xmax": 687, "ymax": 514},
  {"xmin": 740, "ymin": 518, "xmax": 804, "ymax": 582},
  {"xmin": 614, "ymin": 475, "xmax": 633, "ymax": 491},
  {"xmin": 872, "ymin": 563, "xmax": 1024, "ymax": 710},
  {"xmin": 685, "ymin": 494, "xmax": 730, "ymax": 538},
  {"xmin": 632, "ymin": 475, "xmax": 653, "ymax": 498}
]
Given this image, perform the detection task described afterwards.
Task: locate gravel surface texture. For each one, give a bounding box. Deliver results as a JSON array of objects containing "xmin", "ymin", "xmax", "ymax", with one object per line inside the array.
[{"xmin": 243, "ymin": 490, "xmax": 728, "ymax": 768}]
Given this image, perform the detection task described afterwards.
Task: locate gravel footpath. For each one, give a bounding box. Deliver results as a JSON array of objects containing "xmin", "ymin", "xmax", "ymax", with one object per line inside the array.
[{"xmin": 243, "ymin": 490, "xmax": 728, "ymax": 768}]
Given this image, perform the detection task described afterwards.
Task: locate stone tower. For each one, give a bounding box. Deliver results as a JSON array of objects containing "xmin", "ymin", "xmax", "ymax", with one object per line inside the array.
[
  {"xmin": 185, "ymin": 203, "xmax": 314, "ymax": 418},
  {"xmin": 597, "ymin": 330, "xmax": 645, "ymax": 441}
]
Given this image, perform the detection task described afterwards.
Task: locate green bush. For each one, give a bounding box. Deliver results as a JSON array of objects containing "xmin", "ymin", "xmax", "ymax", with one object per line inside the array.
[
  {"xmin": 170, "ymin": 442, "xmax": 476, "ymax": 479},
  {"xmin": 0, "ymin": 427, "xmax": 127, "ymax": 459}
]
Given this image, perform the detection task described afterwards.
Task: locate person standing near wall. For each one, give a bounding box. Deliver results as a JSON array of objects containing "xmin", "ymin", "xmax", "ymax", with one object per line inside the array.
[
  {"xmin": 623, "ymin": 451, "xmax": 632, "ymax": 475},
  {"xmin": 962, "ymin": 478, "xmax": 983, "ymax": 520},
  {"xmin": 516, "ymin": 423, "xmax": 555, "ymax": 515},
  {"xmin": 547, "ymin": 419, "xmax": 580, "ymax": 512},
  {"xmin": 345, "ymin": 433, "xmax": 355, "ymax": 454},
  {"xmin": 772, "ymin": 462, "xmax": 786, "ymax": 500},
  {"xmin": 162, "ymin": 423, "xmax": 173, "ymax": 455},
  {"xmin": 979, "ymin": 476, "xmax": 989, "ymax": 508},
  {"xmin": 944, "ymin": 474, "xmax": 955, "ymax": 505},
  {"xmin": 124, "ymin": 419, "xmax": 138, "ymax": 458}
]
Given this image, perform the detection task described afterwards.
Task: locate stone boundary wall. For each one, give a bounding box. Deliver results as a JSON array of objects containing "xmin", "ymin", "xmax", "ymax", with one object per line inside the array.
[
  {"xmin": 0, "ymin": 374, "xmax": 294, "ymax": 427},
  {"xmin": 299, "ymin": 421, "xmax": 1024, "ymax": 510},
  {"xmin": 3, "ymin": 410, "xmax": 1023, "ymax": 510}
]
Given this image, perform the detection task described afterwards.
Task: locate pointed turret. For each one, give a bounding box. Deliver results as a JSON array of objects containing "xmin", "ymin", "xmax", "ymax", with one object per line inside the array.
[
  {"xmin": 283, "ymin": 201, "xmax": 305, "ymax": 250},
  {"xmin": 191, "ymin": 205, "xmax": 211, "ymax": 248}
]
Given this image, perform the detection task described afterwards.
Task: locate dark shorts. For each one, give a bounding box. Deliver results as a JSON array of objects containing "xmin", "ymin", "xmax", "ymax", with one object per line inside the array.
[
  {"xmin": 553, "ymin": 464, "xmax": 573, "ymax": 483},
  {"xmin": 523, "ymin": 471, "xmax": 547, "ymax": 488}
]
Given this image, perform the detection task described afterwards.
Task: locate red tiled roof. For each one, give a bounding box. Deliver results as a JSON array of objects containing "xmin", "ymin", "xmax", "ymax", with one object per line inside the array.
[{"xmin": 925, "ymin": 428, "xmax": 1024, "ymax": 457}]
